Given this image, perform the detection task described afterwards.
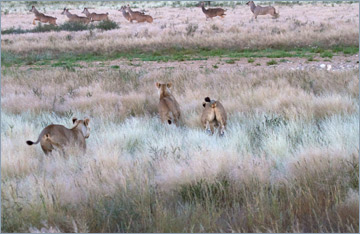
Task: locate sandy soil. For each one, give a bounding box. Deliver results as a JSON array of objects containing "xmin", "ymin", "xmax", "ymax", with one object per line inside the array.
[{"xmin": 102, "ymin": 54, "xmax": 359, "ymax": 72}]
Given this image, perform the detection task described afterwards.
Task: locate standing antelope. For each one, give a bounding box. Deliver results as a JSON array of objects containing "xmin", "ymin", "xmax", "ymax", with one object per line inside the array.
[
  {"xmin": 82, "ymin": 8, "xmax": 109, "ymax": 21},
  {"xmin": 119, "ymin": 6, "xmax": 131, "ymax": 22},
  {"xmin": 126, "ymin": 5, "xmax": 153, "ymax": 23},
  {"xmin": 29, "ymin": 6, "xmax": 57, "ymax": 25},
  {"xmin": 246, "ymin": 1, "xmax": 279, "ymax": 20},
  {"xmin": 61, "ymin": 8, "xmax": 91, "ymax": 24},
  {"xmin": 199, "ymin": 2, "xmax": 226, "ymax": 20}
]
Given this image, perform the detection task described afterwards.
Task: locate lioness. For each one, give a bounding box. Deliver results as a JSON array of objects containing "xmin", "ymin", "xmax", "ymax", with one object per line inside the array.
[
  {"xmin": 26, "ymin": 117, "xmax": 90, "ymax": 154},
  {"xmin": 201, "ymin": 97, "xmax": 227, "ymax": 136},
  {"xmin": 156, "ymin": 82, "xmax": 181, "ymax": 126}
]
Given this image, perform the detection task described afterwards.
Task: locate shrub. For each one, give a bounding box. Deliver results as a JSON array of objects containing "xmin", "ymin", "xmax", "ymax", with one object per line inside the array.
[
  {"xmin": 59, "ymin": 21, "xmax": 93, "ymax": 32},
  {"xmin": 266, "ymin": 59, "xmax": 278, "ymax": 66},
  {"xmin": 96, "ymin": 20, "xmax": 119, "ymax": 31},
  {"xmin": 1, "ymin": 20, "xmax": 120, "ymax": 35},
  {"xmin": 32, "ymin": 23, "xmax": 59, "ymax": 33},
  {"xmin": 1, "ymin": 27, "xmax": 28, "ymax": 35}
]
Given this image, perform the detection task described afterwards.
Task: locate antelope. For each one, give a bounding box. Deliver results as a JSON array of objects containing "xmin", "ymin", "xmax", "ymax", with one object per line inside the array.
[
  {"xmin": 246, "ymin": 1, "xmax": 279, "ymax": 20},
  {"xmin": 82, "ymin": 8, "xmax": 109, "ymax": 21},
  {"xmin": 61, "ymin": 8, "xmax": 91, "ymax": 24},
  {"xmin": 199, "ymin": 2, "xmax": 226, "ymax": 20},
  {"xmin": 29, "ymin": 6, "xmax": 57, "ymax": 25},
  {"xmin": 119, "ymin": 6, "xmax": 131, "ymax": 22},
  {"xmin": 126, "ymin": 5, "xmax": 153, "ymax": 23}
]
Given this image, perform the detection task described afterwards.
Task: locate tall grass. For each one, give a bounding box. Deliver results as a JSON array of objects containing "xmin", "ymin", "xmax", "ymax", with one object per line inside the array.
[
  {"xmin": 1, "ymin": 112, "xmax": 358, "ymax": 232},
  {"xmin": 1, "ymin": 66, "xmax": 359, "ymax": 232}
]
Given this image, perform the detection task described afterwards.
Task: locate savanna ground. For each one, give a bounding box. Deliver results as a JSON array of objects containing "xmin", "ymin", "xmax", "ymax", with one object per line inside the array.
[{"xmin": 1, "ymin": 1, "xmax": 359, "ymax": 233}]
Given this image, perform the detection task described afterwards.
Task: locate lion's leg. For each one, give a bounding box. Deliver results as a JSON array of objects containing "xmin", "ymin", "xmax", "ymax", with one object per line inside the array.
[
  {"xmin": 218, "ymin": 119, "xmax": 226, "ymax": 137},
  {"xmin": 205, "ymin": 121, "xmax": 212, "ymax": 135}
]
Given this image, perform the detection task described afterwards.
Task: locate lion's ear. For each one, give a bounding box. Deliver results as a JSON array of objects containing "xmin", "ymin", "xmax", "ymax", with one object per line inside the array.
[
  {"xmin": 204, "ymin": 97, "xmax": 211, "ymax": 102},
  {"xmin": 156, "ymin": 82, "xmax": 161, "ymax": 89},
  {"xmin": 202, "ymin": 102, "xmax": 206, "ymax": 108},
  {"xmin": 167, "ymin": 83, "xmax": 172, "ymax": 88},
  {"xmin": 72, "ymin": 117, "xmax": 78, "ymax": 124},
  {"xmin": 84, "ymin": 118, "xmax": 90, "ymax": 126}
]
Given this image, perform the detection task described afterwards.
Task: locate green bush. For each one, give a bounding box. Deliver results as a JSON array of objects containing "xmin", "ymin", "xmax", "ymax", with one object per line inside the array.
[
  {"xmin": 96, "ymin": 20, "xmax": 119, "ymax": 31},
  {"xmin": 1, "ymin": 27, "xmax": 29, "ymax": 34},
  {"xmin": 59, "ymin": 21, "xmax": 94, "ymax": 32},
  {"xmin": 266, "ymin": 59, "xmax": 278, "ymax": 66},
  {"xmin": 1, "ymin": 20, "xmax": 119, "ymax": 35},
  {"xmin": 32, "ymin": 23, "xmax": 59, "ymax": 33}
]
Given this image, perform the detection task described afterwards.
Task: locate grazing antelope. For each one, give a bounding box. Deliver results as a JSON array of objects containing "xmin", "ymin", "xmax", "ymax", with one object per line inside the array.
[
  {"xmin": 126, "ymin": 5, "xmax": 153, "ymax": 23},
  {"xmin": 119, "ymin": 6, "xmax": 131, "ymax": 22},
  {"xmin": 29, "ymin": 6, "xmax": 57, "ymax": 25},
  {"xmin": 61, "ymin": 8, "xmax": 91, "ymax": 24},
  {"xmin": 82, "ymin": 8, "xmax": 109, "ymax": 21},
  {"xmin": 199, "ymin": 2, "xmax": 226, "ymax": 20},
  {"xmin": 246, "ymin": 1, "xmax": 279, "ymax": 20}
]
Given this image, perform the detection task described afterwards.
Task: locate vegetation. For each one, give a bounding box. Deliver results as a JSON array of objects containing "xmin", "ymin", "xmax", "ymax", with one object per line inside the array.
[
  {"xmin": 1, "ymin": 20, "xmax": 119, "ymax": 35},
  {"xmin": 2, "ymin": 67, "xmax": 359, "ymax": 232},
  {"xmin": 1, "ymin": 2, "xmax": 359, "ymax": 233},
  {"xmin": 1, "ymin": 46, "xmax": 358, "ymax": 67}
]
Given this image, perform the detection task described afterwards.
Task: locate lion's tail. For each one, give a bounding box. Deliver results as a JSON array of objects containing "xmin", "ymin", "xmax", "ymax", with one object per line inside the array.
[{"xmin": 26, "ymin": 129, "xmax": 49, "ymax": 145}]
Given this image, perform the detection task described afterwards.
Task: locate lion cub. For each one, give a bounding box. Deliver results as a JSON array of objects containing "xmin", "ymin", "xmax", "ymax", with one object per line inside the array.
[
  {"xmin": 201, "ymin": 97, "xmax": 227, "ymax": 136},
  {"xmin": 26, "ymin": 117, "xmax": 90, "ymax": 155},
  {"xmin": 156, "ymin": 82, "xmax": 181, "ymax": 126}
]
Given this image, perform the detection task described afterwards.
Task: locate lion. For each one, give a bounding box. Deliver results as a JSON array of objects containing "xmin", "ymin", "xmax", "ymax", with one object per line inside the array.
[
  {"xmin": 156, "ymin": 82, "xmax": 181, "ymax": 126},
  {"xmin": 26, "ymin": 117, "xmax": 90, "ymax": 155},
  {"xmin": 201, "ymin": 97, "xmax": 227, "ymax": 136}
]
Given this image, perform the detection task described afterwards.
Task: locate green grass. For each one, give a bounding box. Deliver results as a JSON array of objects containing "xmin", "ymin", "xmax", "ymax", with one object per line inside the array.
[
  {"xmin": 248, "ymin": 58, "xmax": 255, "ymax": 63},
  {"xmin": 320, "ymin": 50, "xmax": 334, "ymax": 58},
  {"xmin": 110, "ymin": 65, "xmax": 120, "ymax": 69},
  {"xmin": 2, "ymin": 45, "xmax": 358, "ymax": 67},
  {"xmin": 225, "ymin": 59, "xmax": 236, "ymax": 64},
  {"xmin": 267, "ymin": 59, "xmax": 278, "ymax": 66}
]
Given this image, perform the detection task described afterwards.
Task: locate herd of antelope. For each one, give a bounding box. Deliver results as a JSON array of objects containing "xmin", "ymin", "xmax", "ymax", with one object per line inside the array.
[{"xmin": 29, "ymin": 1, "xmax": 279, "ymax": 26}]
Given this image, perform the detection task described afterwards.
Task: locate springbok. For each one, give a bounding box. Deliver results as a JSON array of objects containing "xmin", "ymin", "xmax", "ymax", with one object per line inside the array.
[
  {"xmin": 82, "ymin": 8, "xmax": 109, "ymax": 21},
  {"xmin": 61, "ymin": 8, "xmax": 91, "ymax": 24},
  {"xmin": 246, "ymin": 1, "xmax": 279, "ymax": 20},
  {"xmin": 126, "ymin": 5, "xmax": 153, "ymax": 23},
  {"xmin": 29, "ymin": 6, "xmax": 57, "ymax": 25},
  {"xmin": 199, "ymin": 2, "xmax": 226, "ymax": 20}
]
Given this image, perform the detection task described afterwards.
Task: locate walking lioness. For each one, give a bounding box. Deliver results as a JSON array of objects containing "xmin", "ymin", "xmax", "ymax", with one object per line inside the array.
[
  {"xmin": 26, "ymin": 117, "xmax": 90, "ymax": 155},
  {"xmin": 201, "ymin": 97, "xmax": 227, "ymax": 136},
  {"xmin": 156, "ymin": 82, "xmax": 181, "ymax": 126}
]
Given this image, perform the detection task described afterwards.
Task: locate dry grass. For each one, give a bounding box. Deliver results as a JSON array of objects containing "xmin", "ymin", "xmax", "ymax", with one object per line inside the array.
[
  {"xmin": 1, "ymin": 66, "xmax": 359, "ymax": 232},
  {"xmin": 1, "ymin": 1, "xmax": 359, "ymax": 233},
  {"xmin": 1, "ymin": 2, "xmax": 359, "ymax": 54}
]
